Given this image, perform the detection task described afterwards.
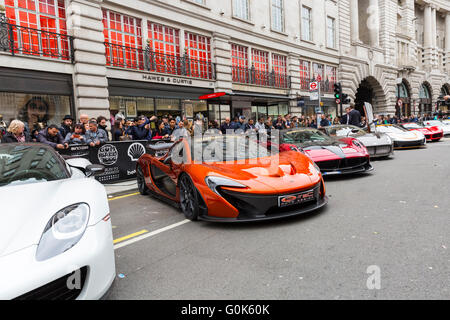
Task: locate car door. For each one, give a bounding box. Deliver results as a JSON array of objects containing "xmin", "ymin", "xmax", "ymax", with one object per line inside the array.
[{"xmin": 148, "ymin": 143, "xmax": 180, "ymax": 200}]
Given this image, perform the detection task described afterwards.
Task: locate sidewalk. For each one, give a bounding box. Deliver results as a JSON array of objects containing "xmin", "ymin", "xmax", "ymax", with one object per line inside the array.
[{"xmin": 104, "ymin": 180, "xmax": 138, "ymax": 197}]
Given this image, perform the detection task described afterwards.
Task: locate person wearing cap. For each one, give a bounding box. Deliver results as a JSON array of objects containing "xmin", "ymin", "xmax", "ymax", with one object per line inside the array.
[
  {"xmin": 234, "ymin": 116, "xmax": 246, "ymax": 132},
  {"xmin": 59, "ymin": 115, "xmax": 73, "ymax": 138},
  {"xmin": 127, "ymin": 115, "xmax": 155, "ymax": 141}
]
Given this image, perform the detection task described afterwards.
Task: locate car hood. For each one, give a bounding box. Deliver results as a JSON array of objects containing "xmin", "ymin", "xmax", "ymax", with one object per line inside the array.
[
  {"xmin": 383, "ymin": 130, "xmax": 424, "ymax": 141},
  {"xmin": 0, "ymin": 178, "xmax": 106, "ymax": 258},
  {"xmin": 199, "ymin": 151, "xmax": 321, "ymax": 194},
  {"xmin": 290, "ymin": 138, "xmax": 366, "ymax": 161},
  {"xmin": 351, "ymin": 133, "xmax": 391, "ymax": 147}
]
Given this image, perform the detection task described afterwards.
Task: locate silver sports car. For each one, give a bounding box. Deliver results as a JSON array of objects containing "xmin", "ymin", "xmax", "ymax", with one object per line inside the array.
[{"xmin": 323, "ymin": 125, "xmax": 394, "ymax": 158}]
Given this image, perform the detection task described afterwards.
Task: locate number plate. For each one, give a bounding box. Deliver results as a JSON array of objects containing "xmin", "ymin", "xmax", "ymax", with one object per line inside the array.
[{"xmin": 278, "ymin": 189, "xmax": 316, "ymax": 208}]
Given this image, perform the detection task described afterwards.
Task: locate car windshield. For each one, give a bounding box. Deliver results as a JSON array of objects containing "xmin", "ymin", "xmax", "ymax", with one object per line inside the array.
[
  {"xmin": 191, "ymin": 135, "xmax": 276, "ymax": 162},
  {"xmin": 326, "ymin": 125, "xmax": 365, "ymax": 137},
  {"xmin": 0, "ymin": 144, "xmax": 69, "ymax": 187},
  {"xmin": 403, "ymin": 123, "xmax": 422, "ymax": 129},
  {"xmin": 376, "ymin": 125, "xmax": 408, "ymax": 134},
  {"xmin": 282, "ymin": 129, "xmax": 330, "ymax": 144}
]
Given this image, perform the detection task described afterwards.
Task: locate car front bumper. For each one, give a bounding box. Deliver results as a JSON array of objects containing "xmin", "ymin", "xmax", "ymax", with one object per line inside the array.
[
  {"xmin": 0, "ymin": 219, "xmax": 116, "ymax": 300},
  {"xmin": 199, "ymin": 196, "xmax": 328, "ymax": 222}
]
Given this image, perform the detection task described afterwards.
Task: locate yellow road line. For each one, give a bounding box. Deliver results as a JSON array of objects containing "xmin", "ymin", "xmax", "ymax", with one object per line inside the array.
[
  {"xmin": 113, "ymin": 229, "xmax": 149, "ymax": 244},
  {"xmin": 108, "ymin": 192, "xmax": 140, "ymax": 201}
]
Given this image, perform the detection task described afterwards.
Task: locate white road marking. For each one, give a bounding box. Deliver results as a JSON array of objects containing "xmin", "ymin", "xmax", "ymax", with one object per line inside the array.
[{"xmin": 114, "ymin": 219, "xmax": 191, "ymax": 250}]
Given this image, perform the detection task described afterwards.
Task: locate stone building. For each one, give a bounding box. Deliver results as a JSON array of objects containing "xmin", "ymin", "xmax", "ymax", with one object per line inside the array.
[
  {"xmin": 339, "ymin": 0, "xmax": 450, "ymax": 116},
  {"xmin": 0, "ymin": 0, "xmax": 340, "ymax": 129},
  {"xmin": 0, "ymin": 0, "xmax": 448, "ymax": 131}
]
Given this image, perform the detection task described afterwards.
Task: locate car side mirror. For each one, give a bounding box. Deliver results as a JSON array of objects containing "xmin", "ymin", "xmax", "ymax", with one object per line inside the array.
[{"xmin": 86, "ymin": 164, "xmax": 105, "ymax": 177}]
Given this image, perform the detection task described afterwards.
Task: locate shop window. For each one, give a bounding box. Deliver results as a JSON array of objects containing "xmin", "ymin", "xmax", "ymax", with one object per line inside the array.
[
  {"xmin": 147, "ymin": 22, "xmax": 181, "ymax": 74},
  {"xmin": 5, "ymin": 0, "xmax": 69, "ymax": 59},
  {"xmin": 0, "ymin": 92, "xmax": 71, "ymax": 130},
  {"xmin": 103, "ymin": 9, "xmax": 144, "ymax": 70},
  {"xmin": 156, "ymin": 98, "xmax": 181, "ymax": 117},
  {"xmin": 184, "ymin": 31, "xmax": 212, "ymax": 79}
]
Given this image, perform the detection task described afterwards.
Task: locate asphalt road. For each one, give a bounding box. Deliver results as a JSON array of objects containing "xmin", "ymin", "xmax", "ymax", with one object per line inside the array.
[{"xmin": 105, "ymin": 139, "xmax": 450, "ymax": 300}]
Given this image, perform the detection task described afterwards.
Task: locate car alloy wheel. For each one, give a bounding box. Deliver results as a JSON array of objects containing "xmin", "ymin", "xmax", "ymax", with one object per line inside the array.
[
  {"xmin": 179, "ymin": 174, "xmax": 199, "ymax": 221},
  {"xmin": 137, "ymin": 165, "xmax": 148, "ymax": 195}
]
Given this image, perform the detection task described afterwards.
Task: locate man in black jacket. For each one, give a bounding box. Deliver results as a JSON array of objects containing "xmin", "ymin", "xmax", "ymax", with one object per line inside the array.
[{"xmin": 59, "ymin": 115, "xmax": 73, "ymax": 138}]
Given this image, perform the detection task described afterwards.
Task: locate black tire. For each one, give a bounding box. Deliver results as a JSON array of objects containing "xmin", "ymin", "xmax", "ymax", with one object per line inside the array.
[
  {"xmin": 136, "ymin": 165, "xmax": 149, "ymax": 195},
  {"xmin": 179, "ymin": 174, "xmax": 200, "ymax": 221}
]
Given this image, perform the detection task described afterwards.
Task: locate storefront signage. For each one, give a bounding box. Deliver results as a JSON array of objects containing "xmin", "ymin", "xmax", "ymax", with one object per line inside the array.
[
  {"xmin": 142, "ymin": 74, "xmax": 194, "ymax": 86},
  {"xmin": 199, "ymin": 92, "xmax": 226, "ymax": 100}
]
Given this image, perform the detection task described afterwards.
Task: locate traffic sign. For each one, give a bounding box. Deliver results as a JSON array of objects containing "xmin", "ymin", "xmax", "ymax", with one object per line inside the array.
[
  {"xmin": 309, "ymin": 82, "xmax": 318, "ymax": 91},
  {"xmin": 317, "ymin": 75, "xmax": 322, "ymax": 82},
  {"xmin": 310, "ymin": 91, "xmax": 319, "ymax": 101}
]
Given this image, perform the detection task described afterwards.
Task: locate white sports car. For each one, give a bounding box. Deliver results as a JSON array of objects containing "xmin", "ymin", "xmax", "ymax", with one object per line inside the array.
[
  {"xmin": 375, "ymin": 125, "xmax": 426, "ymax": 149},
  {"xmin": 0, "ymin": 143, "xmax": 115, "ymax": 300}
]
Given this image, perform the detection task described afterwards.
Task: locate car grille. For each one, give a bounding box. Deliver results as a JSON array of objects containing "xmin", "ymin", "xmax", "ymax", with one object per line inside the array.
[
  {"xmin": 432, "ymin": 133, "xmax": 443, "ymax": 139},
  {"xmin": 219, "ymin": 184, "xmax": 322, "ymax": 219},
  {"xmin": 367, "ymin": 146, "xmax": 391, "ymax": 156},
  {"xmin": 316, "ymin": 157, "xmax": 367, "ymax": 171},
  {"xmin": 14, "ymin": 267, "xmax": 87, "ymax": 300}
]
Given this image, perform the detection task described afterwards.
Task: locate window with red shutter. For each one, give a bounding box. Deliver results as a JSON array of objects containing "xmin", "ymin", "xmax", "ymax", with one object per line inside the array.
[
  {"xmin": 147, "ymin": 22, "xmax": 181, "ymax": 75},
  {"xmin": 184, "ymin": 31, "xmax": 212, "ymax": 79},
  {"xmin": 4, "ymin": 0, "xmax": 69, "ymax": 60},
  {"xmin": 103, "ymin": 9, "xmax": 143, "ymax": 70},
  {"xmin": 231, "ymin": 43, "xmax": 248, "ymax": 83},
  {"xmin": 251, "ymin": 48, "xmax": 269, "ymax": 86},
  {"xmin": 272, "ymin": 53, "xmax": 287, "ymax": 88},
  {"xmin": 299, "ymin": 60, "xmax": 311, "ymax": 90}
]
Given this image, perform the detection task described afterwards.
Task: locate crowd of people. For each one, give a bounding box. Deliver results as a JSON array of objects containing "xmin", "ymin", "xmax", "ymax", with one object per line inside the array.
[{"xmin": 1, "ymin": 103, "xmax": 449, "ymax": 150}]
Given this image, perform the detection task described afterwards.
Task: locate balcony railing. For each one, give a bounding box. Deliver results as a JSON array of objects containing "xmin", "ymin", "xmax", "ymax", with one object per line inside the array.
[
  {"xmin": 232, "ymin": 65, "xmax": 291, "ymax": 89},
  {"xmin": 105, "ymin": 42, "xmax": 216, "ymax": 80},
  {"xmin": 0, "ymin": 15, "xmax": 74, "ymax": 62}
]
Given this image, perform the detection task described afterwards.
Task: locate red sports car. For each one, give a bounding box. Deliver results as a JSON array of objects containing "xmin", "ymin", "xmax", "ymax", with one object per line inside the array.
[
  {"xmin": 400, "ymin": 122, "xmax": 443, "ymax": 142},
  {"xmin": 137, "ymin": 134, "xmax": 327, "ymax": 222},
  {"xmin": 277, "ymin": 128, "xmax": 373, "ymax": 176}
]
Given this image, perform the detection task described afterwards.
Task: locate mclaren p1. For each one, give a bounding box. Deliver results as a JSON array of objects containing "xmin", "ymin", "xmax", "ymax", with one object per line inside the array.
[{"xmin": 136, "ymin": 134, "xmax": 327, "ymax": 222}]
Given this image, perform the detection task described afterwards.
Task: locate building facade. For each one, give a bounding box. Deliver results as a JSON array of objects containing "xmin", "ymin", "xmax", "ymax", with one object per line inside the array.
[
  {"xmin": 0, "ymin": 0, "xmax": 448, "ymax": 132},
  {"xmin": 0, "ymin": 0, "xmax": 339, "ymax": 130},
  {"xmin": 339, "ymin": 0, "xmax": 450, "ymax": 116}
]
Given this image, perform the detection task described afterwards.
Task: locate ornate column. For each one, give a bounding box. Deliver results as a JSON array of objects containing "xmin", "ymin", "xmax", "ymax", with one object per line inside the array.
[
  {"xmin": 350, "ymin": 0, "xmax": 360, "ymax": 43},
  {"xmin": 431, "ymin": 5, "xmax": 438, "ymax": 68},
  {"xmin": 446, "ymin": 13, "xmax": 450, "ymax": 72},
  {"xmin": 368, "ymin": 0, "xmax": 380, "ymax": 47},
  {"xmin": 423, "ymin": 4, "xmax": 433, "ymax": 68},
  {"xmin": 212, "ymin": 32, "xmax": 232, "ymax": 94}
]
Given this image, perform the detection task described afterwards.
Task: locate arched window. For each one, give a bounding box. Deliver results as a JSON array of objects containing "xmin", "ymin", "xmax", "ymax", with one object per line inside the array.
[
  {"xmin": 396, "ymin": 82, "xmax": 409, "ymax": 98},
  {"xmin": 419, "ymin": 84, "xmax": 431, "ymax": 99}
]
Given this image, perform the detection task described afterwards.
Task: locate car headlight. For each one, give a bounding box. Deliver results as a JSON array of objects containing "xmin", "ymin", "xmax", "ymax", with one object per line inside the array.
[
  {"xmin": 205, "ymin": 176, "xmax": 246, "ymax": 196},
  {"xmin": 312, "ymin": 162, "xmax": 321, "ymax": 173},
  {"xmin": 36, "ymin": 203, "xmax": 90, "ymax": 261}
]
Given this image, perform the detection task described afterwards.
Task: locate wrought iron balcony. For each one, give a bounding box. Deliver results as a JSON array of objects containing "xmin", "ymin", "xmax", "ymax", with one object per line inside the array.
[
  {"xmin": 232, "ymin": 65, "xmax": 291, "ymax": 89},
  {"xmin": 0, "ymin": 15, "xmax": 74, "ymax": 62},
  {"xmin": 105, "ymin": 42, "xmax": 216, "ymax": 81}
]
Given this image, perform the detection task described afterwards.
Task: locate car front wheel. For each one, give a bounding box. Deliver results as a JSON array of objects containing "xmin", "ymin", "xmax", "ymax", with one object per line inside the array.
[{"xmin": 179, "ymin": 174, "xmax": 200, "ymax": 221}]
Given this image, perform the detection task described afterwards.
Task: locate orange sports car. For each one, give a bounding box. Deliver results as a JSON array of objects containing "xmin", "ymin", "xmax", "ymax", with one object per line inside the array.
[{"xmin": 136, "ymin": 134, "xmax": 327, "ymax": 222}]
